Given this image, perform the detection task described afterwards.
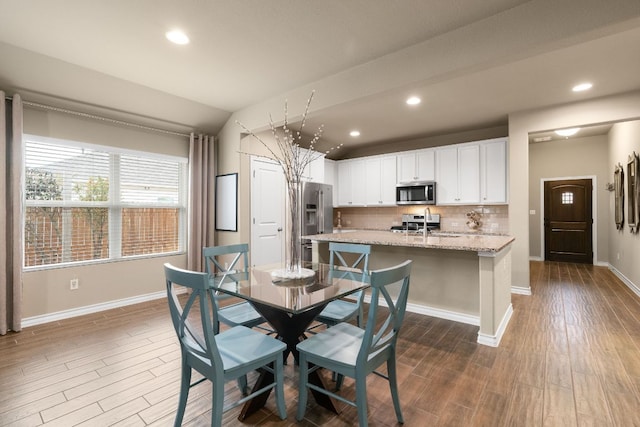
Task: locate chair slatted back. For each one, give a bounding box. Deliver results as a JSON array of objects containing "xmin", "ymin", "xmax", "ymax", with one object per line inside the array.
[
  {"xmin": 203, "ymin": 243, "xmax": 249, "ymax": 275},
  {"xmin": 357, "ymin": 260, "xmax": 412, "ymax": 365},
  {"xmin": 164, "ymin": 264, "xmax": 224, "ymax": 375},
  {"xmin": 329, "ymin": 242, "xmax": 371, "ymax": 272}
]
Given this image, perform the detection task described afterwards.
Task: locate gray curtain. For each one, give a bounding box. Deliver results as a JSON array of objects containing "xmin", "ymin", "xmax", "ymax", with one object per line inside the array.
[
  {"xmin": 187, "ymin": 133, "xmax": 216, "ymax": 272},
  {"xmin": 1, "ymin": 92, "xmax": 24, "ymax": 335}
]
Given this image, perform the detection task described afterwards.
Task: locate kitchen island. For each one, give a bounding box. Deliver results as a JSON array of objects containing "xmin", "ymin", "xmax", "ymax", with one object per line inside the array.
[{"xmin": 306, "ymin": 230, "xmax": 515, "ymax": 347}]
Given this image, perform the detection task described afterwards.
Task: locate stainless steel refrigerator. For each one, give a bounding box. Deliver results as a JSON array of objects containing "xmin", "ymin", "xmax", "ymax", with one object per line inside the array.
[{"xmin": 301, "ymin": 182, "xmax": 333, "ymax": 262}]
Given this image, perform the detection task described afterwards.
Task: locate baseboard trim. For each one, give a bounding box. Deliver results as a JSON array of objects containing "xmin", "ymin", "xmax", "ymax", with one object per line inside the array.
[
  {"xmin": 608, "ymin": 264, "xmax": 640, "ymax": 298},
  {"xmin": 529, "ymin": 256, "xmax": 543, "ymax": 261},
  {"xmin": 477, "ymin": 303, "xmax": 513, "ymax": 347},
  {"xmin": 22, "ymin": 291, "xmax": 169, "ymax": 328},
  {"xmin": 363, "ymin": 294, "xmax": 480, "ymax": 326},
  {"xmin": 511, "ymin": 286, "xmax": 532, "ymax": 295}
]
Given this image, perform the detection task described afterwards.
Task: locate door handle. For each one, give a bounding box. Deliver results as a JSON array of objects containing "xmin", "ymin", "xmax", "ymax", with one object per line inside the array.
[{"xmin": 277, "ymin": 227, "xmax": 283, "ymax": 232}]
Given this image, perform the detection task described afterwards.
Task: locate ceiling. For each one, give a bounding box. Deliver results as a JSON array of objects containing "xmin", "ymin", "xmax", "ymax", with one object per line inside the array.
[{"xmin": 1, "ymin": 1, "xmax": 640, "ymax": 158}]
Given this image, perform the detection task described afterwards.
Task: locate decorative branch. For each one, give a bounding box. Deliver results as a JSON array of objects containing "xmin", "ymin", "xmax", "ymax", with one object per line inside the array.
[{"xmin": 236, "ymin": 90, "xmax": 342, "ymax": 184}]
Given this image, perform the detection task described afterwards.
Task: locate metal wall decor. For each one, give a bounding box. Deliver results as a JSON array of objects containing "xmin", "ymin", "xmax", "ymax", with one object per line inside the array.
[
  {"xmin": 614, "ymin": 163, "xmax": 624, "ymax": 230},
  {"xmin": 628, "ymin": 151, "xmax": 640, "ymax": 233}
]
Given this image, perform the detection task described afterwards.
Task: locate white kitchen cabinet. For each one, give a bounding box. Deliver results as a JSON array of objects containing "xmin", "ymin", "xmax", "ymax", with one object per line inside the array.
[
  {"xmin": 324, "ymin": 158, "xmax": 338, "ymax": 207},
  {"xmin": 397, "ymin": 149, "xmax": 435, "ymax": 183},
  {"xmin": 435, "ymin": 143, "xmax": 480, "ymax": 204},
  {"xmin": 337, "ymin": 159, "xmax": 365, "ymax": 206},
  {"xmin": 364, "ymin": 155, "xmax": 397, "ymax": 205},
  {"xmin": 480, "ymin": 138, "xmax": 508, "ymax": 204}
]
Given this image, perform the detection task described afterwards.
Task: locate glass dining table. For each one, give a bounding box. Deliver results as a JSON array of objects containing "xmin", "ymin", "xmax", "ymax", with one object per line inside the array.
[{"xmin": 210, "ymin": 263, "xmax": 370, "ymax": 420}]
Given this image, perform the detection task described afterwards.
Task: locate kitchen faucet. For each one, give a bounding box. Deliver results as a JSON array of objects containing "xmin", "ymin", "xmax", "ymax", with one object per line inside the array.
[{"xmin": 423, "ymin": 207, "xmax": 432, "ymax": 237}]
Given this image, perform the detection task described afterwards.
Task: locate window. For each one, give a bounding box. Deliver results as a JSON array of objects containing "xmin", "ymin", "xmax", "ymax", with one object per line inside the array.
[
  {"xmin": 24, "ymin": 135, "xmax": 187, "ymax": 268},
  {"xmin": 561, "ymin": 192, "xmax": 574, "ymax": 205}
]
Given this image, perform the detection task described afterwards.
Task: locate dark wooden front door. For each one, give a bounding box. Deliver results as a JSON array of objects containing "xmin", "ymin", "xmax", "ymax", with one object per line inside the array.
[{"xmin": 544, "ymin": 179, "xmax": 593, "ymax": 264}]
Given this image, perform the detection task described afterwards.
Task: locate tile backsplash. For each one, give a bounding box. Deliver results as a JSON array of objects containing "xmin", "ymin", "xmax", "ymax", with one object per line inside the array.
[{"xmin": 333, "ymin": 205, "xmax": 509, "ymax": 234}]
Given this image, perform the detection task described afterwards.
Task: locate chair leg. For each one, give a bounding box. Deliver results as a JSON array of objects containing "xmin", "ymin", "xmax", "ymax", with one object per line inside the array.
[
  {"xmin": 236, "ymin": 375, "xmax": 249, "ymax": 396},
  {"xmin": 211, "ymin": 379, "xmax": 225, "ymax": 427},
  {"xmin": 355, "ymin": 374, "xmax": 369, "ymax": 427},
  {"xmin": 296, "ymin": 353, "xmax": 309, "ymax": 421},
  {"xmin": 335, "ymin": 373, "xmax": 345, "ymax": 391},
  {"xmin": 275, "ymin": 353, "xmax": 287, "ymax": 420},
  {"xmin": 174, "ymin": 360, "xmax": 191, "ymax": 427},
  {"xmin": 388, "ymin": 356, "xmax": 404, "ymax": 424}
]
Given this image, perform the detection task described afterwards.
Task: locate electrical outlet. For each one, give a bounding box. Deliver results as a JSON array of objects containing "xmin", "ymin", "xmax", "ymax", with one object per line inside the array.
[{"xmin": 70, "ymin": 278, "xmax": 79, "ymax": 290}]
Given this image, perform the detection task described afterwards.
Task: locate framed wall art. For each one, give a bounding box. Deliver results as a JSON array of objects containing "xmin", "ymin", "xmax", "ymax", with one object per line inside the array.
[{"xmin": 215, "ymin": 173, "xmax": 238, "ymax": 232}]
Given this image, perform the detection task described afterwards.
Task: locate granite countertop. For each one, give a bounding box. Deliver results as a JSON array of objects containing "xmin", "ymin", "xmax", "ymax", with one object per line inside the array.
[{"xmin": 305, "ymin": 230, "xmax": 515, "ymax": 253}]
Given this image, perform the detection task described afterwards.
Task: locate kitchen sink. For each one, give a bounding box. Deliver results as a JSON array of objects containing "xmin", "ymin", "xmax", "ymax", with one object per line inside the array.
[{"xmin": 428, "ymin": 232, "xmax": 465, "ymax": 237}]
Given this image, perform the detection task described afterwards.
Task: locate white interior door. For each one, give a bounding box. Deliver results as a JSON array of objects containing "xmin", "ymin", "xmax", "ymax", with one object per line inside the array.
[{"xmin": 250, "ymin": 157, "xmax": 285, "ymax": 267}]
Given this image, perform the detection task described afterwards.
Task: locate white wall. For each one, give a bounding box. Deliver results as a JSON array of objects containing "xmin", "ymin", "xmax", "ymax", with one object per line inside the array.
[{"xmin": 608, "ymin": 120, "xmax": 640, "ymax": 292}]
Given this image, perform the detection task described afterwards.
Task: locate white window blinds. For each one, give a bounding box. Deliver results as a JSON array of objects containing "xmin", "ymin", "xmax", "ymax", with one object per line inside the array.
[{"xmin": 24, "ymin": 135, "xmax": 187, "ymax": 268}]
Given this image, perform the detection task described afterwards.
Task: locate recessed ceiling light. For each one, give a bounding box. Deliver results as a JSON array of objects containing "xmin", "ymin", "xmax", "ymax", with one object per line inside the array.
[
  {"xmin": 406, "ymin": 96, "xmax": 421, "ymax": 105},
  {"xmin": 533, "ymin": 136, "xmax": 552, "ymax": 143},
  {"xmin": 349, "ymin": 130, "xmax": 361, "ymax": 137},
  {"xmin": 166, "ymin": 30, "xmax": 189, "ymax": 45},
  {"xmin": 572, "ymin": 82, "xmax": 592, "ymax": 92},
  {"xmin": 554, "ymin": 127, "xmax": 580, "ymax": 137}
]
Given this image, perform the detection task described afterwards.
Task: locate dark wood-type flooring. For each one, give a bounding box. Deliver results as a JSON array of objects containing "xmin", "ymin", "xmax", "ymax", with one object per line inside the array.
[{"xmin": 2, "ymin": 261, "xmax": 640, "ymax": 426}]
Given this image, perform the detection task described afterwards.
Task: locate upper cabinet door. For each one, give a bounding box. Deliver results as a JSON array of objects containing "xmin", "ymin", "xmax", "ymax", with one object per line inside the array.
[
  {"xmin": 415, "ymin": 150, "xmax": 435, "ymax": 181},
  {"xmin": 337, "ymin": 159, "xmax": 365, "ymax": 206},
  {"xmin": 366, "ymin": 155, "xmax": 397, "ymax": 205},
  {"xmin": 397, "ymin": 149, "xmax": 434, "ymax": 183},
  {"xmin": 337, "ymin": 160, "xmax": 352, "ymax": 206},
  {"xmin": 480, "ymin": 138, "xmax": 508, "ymax": 204},
  {"xmin": 380, "ymin": 156, "xmax": 397, "ymax": 204},
  {"xmin": 350, "ymin": 160, "xmax": 366, "ymax": 206},
  {"xmin": 364, "ymin": 158, "xmax": 382, "ymax": 204},
  {"xmin": 324, "ymin": 159, "xmax": 338, "ymax": 207},
  {"xmin": 435, "ymin": 147, "xmax": 458, "ymax": 204},
  {"xmin": 456, "ymin": 144, "xmax": 480, "ymax": 204},
  {"xmin": 397, "ymin": 153, "xmax": 417, "ymax": 183},
  {"xmin": 435, "ymin": 143, "xmax": 480, "ymax": 204}
]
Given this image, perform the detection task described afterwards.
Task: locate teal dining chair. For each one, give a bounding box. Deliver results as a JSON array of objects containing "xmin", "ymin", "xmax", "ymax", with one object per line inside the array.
[
  {"xmin": 296, "ymin": 260, "xmax": 412, "ymax": 427},
  {"xmin": 164, "ymin": 263, "xmax": 287, "ymax": 427},
  {"xmin": 311, "ymin": 242, "xmax": 371, "ymax": 330},
  {"xmin": 203, "ymin": 244, "xmax": 272, "ymax": 334}
]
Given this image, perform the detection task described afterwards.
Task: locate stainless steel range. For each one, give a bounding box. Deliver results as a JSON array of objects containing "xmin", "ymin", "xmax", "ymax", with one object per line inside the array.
[{"xmin": 390, "ymin": 213, "xmax": 440, "ymax": 233}]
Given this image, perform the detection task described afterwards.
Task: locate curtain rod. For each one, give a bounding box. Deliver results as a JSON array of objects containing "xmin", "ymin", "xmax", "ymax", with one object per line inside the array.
[{"xmin": 5, "ymin": 95, "xmax": 192, "ymax": 138}]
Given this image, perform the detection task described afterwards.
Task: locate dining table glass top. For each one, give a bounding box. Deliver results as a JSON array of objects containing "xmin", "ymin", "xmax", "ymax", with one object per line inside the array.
[{"xmin": 210, "ymin": 263, "xmax": 370, "ymax": 314}]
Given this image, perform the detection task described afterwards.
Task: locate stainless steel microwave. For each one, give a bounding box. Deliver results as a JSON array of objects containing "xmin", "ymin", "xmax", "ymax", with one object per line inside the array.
[{"xmin": 396, "ymin": 181, "xmax": 436, "ymax": 205}]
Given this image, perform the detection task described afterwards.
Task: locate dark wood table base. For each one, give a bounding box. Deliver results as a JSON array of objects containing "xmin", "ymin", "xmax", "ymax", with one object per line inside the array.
[{"xmin": 239, "ymin": 301, "xmax": 338, "ymax": 420}]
